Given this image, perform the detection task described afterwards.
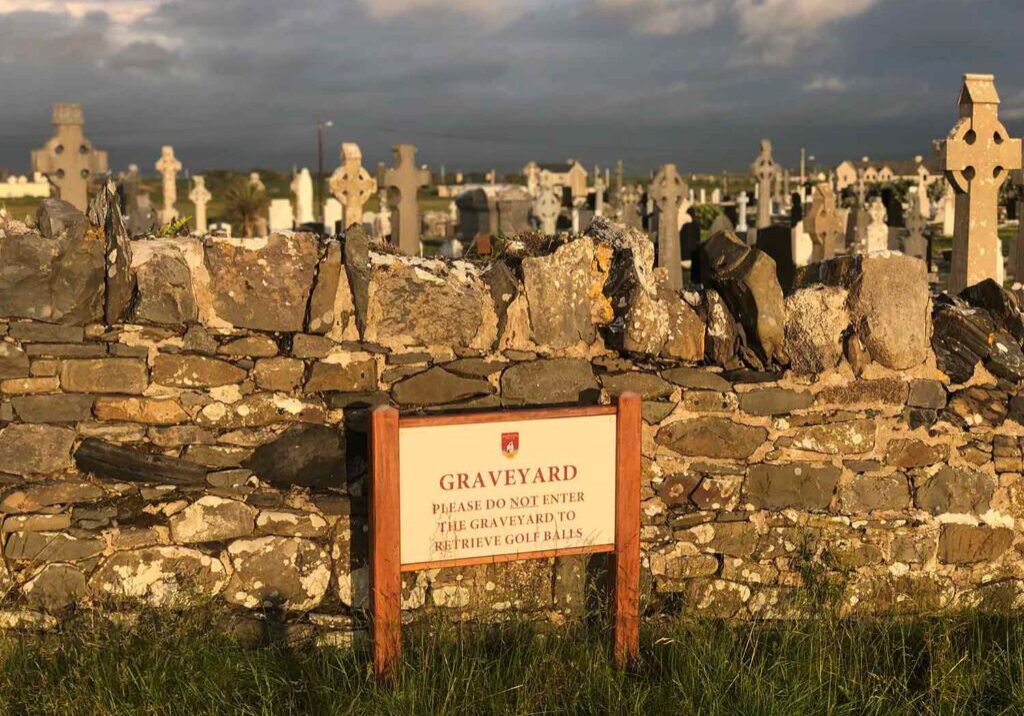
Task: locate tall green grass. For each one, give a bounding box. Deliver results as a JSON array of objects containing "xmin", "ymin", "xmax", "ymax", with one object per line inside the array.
[{"xmin": 0, "ymin": 608, "xmax": 1022, "ymax": 715}]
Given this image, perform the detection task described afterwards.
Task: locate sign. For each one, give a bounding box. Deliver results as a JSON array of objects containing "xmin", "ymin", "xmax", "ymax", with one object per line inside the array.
[
  {"xmin": 398, "ymin": 412, "xmax": 617, "ymax": 569},
  {"xmin": 369, "ymin": 395, "xmax": 641, "ymax": 680}
]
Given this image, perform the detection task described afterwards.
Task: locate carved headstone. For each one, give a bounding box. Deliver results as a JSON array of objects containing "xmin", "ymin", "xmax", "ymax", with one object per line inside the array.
[
  {"xmin": 736, "ymin": 191, "xmax": 749, "ymax": 233},
  {"xmin": 533, "ymin": 190, "xmax": 560, "ymax": 235},
  {"xmin": 865, "ymin": 197, "xmax": 888, "ymax": 254},
  {"xmin": 904, "ymin": 191, "xmax": 928, "ymax": 261},
  {"xmin": 31, "ymin": 104, "xmax": 108, "ymax": 211},
  {"xmin": 751, "ymin": 139, "xmax": 777, "ymax": 229},
  {"xmin": 154, "ymin": 145, "xmax": 182, "ymax": 225},
  {"xmin": 942, "ymin": 73, "xmax": 1022, "ymax": 292},
  {"xmin": 291, "ymin": 168, "xmax": 314, "ymax": 224},
  {"xmin": 650, "ymin": 163, "xmax": 687, "ymax": 289},
  {"xmin": 619, "ymin": 185, "xmax": 642, "ymax": 230},
  {"xmin": 329, "ymin": 143, "xmax": 377, "ymax": 228},
  {"xmin": 381, "ymin": 144, "xmax": 431, "ymax": 254},
  {"xmin": 189, "ymin": 175, "xmax": 212, "ymax": 234},
  {"xmin": 804, "ymin": 182, "xmax": 843, "ymax": 262}
]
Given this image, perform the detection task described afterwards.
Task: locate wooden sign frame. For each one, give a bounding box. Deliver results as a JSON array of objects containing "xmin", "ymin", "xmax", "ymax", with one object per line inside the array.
[{"xmin": 369, "ymin": 392, "xmax": 641, "ymax": 679}]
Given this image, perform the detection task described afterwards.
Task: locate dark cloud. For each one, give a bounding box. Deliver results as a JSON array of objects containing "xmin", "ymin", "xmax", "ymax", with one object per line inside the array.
[{"xmin": 0, "ymin": 0, "xmax": 1020, "ymax": 176}]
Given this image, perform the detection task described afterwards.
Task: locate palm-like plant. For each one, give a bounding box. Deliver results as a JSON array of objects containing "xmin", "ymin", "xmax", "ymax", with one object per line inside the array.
[{"xmin": 224, "ymin": 179, "xmax": 269, "ymax": 237}]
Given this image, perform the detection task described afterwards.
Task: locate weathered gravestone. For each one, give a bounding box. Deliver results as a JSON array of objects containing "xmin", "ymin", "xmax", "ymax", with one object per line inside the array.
[
  {"xmin": 154, "ymin": 145, "xmax": 181, "ymax": 225},
  {"xmin": 904, "ymin": 191, "xmax": 928, "ymax": 262},
  {"xmin": 619, "ymin": 185, "xmax": 642, "ymax": 230},
  {"xmin": 291, "ymin": 168, "xmax": 314, "ymax": 224},
  {"xmin": 650, "ymin": 163, "xmax": 687, "ymax": 289},
  {"xmin": 119, "ymin": 164, "xmax": 157, "ymax": 236},
  {"xmin": 736, "ymin": 191, "xmax": 749, "ymax": 233},
  {"xmin": 804, "ymin": 182, "xmax": 844, "ymax": 262},
  {"xmin": 189, "ymin": 176, "xmax": 211, "ymax": 234},
  {"xmin": 330, "ymin": 143, "xmax": 377, "ymax": 228},
  {"xmin": 380, "ymin": 144, "xmax": 431, "ymax": 254},
  {"xmin": 532, "ymin": 189, "xmax": 561, "ymax": 235},
  {"xmin": 941, "ymin": 73, "xmax": 1021, "ymax": 293},
  {"xmin": 751, "ymin": 139, "xmax": 778, "ymax": 230},
  {"xmin": 865, "ymin": 197, "xmax": 888, "ymax": 254},
  {"xmin": 709, "ymin": 213, "xmax": 734, "ymax": 236},
  {"xmin": 31, "ymin": 104, "xmax": 108, "ymax": 212}
]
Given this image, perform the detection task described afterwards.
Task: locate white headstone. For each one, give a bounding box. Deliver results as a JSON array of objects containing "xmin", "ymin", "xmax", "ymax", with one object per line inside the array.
[
  {"xmin": 736, "ymin": 191, "xmax": 749, "ymax": 232},
  {"xmin": 188, "ymin": 175, "xmax": 212, "ymax": 234},
  {"xmin": 291, "ymin": 168, "xmax": 314, "ymax": 224},
  {"xmin": 865, "ymin": 197, "xmax": 888, "ymax": 254},
  {"xmin": 323, "ymin": 198, "xmax": 343, "ymax": 232},
  {"xmin": 154, "ymin": 145, "xmax": 182, "ymax": 225},
  {"xmin": 268, "ymin": 199, "xmax": 294, "ymax": 232}
]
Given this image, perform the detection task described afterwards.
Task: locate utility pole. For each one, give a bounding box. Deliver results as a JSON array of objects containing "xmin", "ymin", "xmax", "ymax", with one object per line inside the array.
[{"xmin": 316, "ymin": 119, "xmax": 333, "ymax": 223}]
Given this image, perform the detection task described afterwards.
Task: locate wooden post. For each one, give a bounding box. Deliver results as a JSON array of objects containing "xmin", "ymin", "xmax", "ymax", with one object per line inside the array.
[
  {"xmin": 370, "ymin": 406, "xmax": 401, "ymax": 680},
  {"xmin": 613, "ymin": 392, "xmax": 641, "ymax": 668}
]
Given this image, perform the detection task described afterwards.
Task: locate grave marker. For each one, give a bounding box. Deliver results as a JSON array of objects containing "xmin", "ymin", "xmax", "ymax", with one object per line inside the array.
[
  {"xmin": 189, "ymin": 175, "xmax": 211, "ymax": 234},
  {"xmin": 154, "ymin": 145, "xmax": 182, "ymax": 225},
  {"xmin": 804, "ymin": 182, "xmax": 843, "ymax": 261},
  {"xmin": 291, "ymin": 168, "xmax": 314, "ymax": 224},
  {"xmin": 31, "ymin": 103, "xmax": 108, "ymax": 212},
  {"xmin": 904, "ymin": 191, "xmax": 928, "ymax": 262},
  {"xmin": 381, "ymin": 144, "xmax": 431, "ymax": 254},
  {"xmin": 751, "ymin": 139, "xmax": 778, "ymax": 229},
  {"xmin": 865, "ymin": 197, "xmax": 888, "ymax": 254},
  {"xmin": 736, "ymin": 191, "xmax": 749, "ymax": 233},
  {"xmin": 330, "ymin": 143, "xmax": 378, "ymax": 229},
  {"xmin": 650, "ymin": 163, "xmax": 687, "ymax": 289}
]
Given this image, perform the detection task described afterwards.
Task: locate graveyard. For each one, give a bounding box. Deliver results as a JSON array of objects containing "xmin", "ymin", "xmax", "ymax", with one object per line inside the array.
[{"xmin": 2, "ymin": 0, "xmax": 1024, "ymax": 709}]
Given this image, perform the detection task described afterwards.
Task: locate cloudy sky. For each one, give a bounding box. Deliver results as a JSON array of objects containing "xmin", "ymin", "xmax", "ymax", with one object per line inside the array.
[{"xmin": 0, "ymin": 0, "xmax": 1021, "ymax": 176}]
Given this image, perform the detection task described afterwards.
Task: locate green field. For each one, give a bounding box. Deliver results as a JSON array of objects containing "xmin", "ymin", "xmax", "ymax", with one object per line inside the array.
[{"xmin": 1, "ymin": 608, "xmax": 1023, "ymax": 715}]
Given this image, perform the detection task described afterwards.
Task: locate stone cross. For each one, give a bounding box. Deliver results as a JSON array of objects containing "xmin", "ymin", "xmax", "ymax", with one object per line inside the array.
[
  {"xmin": 865, "ymin": 197, "xmax": 888, "ymax": 254},
  {"xmin": 620, "ymin": 184, "xmax": 642, "ymax": 230},
  {"xmin": 329, "ymin": 142, "xmax": 377, "ymax": 228},
  {"xmin": 904, "ymin": 191, "xmax": 928, "ymax": 262},
  {"xmin": 31, "ymin": 103, "xmax": 108, "ymax": 211},
  {"xmin": 804, "ymin": 182, "xmax": 843, "ymax": 261},
  {"xmin": 942, "ymin": 73, "xmax": 1022, "ymax": 292},
  {"xmin": 650, "ymin": 163, "xmax": 687, "ymax": 289},
  {"xmin": 189, "ymin": 175, "xmax": 211, "ymax": 234},
  {"xmin": 291, "ymin": 168, "xmax": 314, "ymax": 224},
  {"xmin": 736, "ymin": 191, "xmax": 749, "ymax": 232},
  {"xmin": 154, "ymin": 145, "xmax": 182, "ymax": 225},
  {"xmin": 593, "ymin": 174, "xmax": 606, "ymax": 217},
  {"xmin": 751, "ymin": 139, "xmax": 778, "ymax": 229},
  {"xmin": 533, "ymin": 189, "xmax": 561, "ymax": 235},
  {"xmin": 249, "ymin": 172, "xmax": 265, "ymax": 192},
  {"xmin": 381, "ymin": 144, "xmax": 431, "ymax": 254}
]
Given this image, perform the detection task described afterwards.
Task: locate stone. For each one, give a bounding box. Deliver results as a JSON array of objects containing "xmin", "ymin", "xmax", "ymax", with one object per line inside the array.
[
  {"xmin": 754, "ymin": 225, "xmax": 796, "ymax": 293},
  {"xmin": 330, "ymin": 143, "xmax": 377, "ymax": 228},
  {"xmin": 787, "ymin": 419, "xmax": 875, "ymax": 454},
  {"xmin": 960, "ymin": 279, "xmax": 1024, "ymax": 343},
  {"xmin": 703, "ymin": 289, "xmax": 740, "ymax": 368},
  {"xmin": 885, "ymin": 439, "xmax": 948, "ymax": 469},
  {"xmin": 500, "ymin": 359, "xmax": 598, "ymax": 406},
  {"xmin": 93, "ymin": 397, "xmax": 188, "ymax": 425},
  {"xmin": 816, "ymin": 378, "xmax": 909, "ymax": 407},
  {"xmin": 0, "ymin": 424, "xmax": 75, "ymax": 475},
  {"xmin": 219, "ymin": 335, "xmax": 278, "ymax": 358},
  {"xmin": 804, "ymin": 182, "xmax": 844, "ymax": 261},
  {"xmin": 795, "ymin": 254, "xmax": 930, "ymax": 370},
  {"xmin": 307, "ymin": 242, "xmax": 356, "ymax": 339},
  {"xmin": 60, "ymin": 358, "xmax": 147, "ymax": 394},
  {"xmin": 444, "ymin": 358, "xmax": 507, "ymax": 378},
  {"xmin": 838, "ymin": 473, "xmax": 911, "ymax": 512},
  {"xmin": 243, "ymin": 424, "xmax": 346, "ymax": 489},
  {"xmin": 744, "ymin": 463, "xmax": 840, "ymax": 510},
  {"xmin": 392, "ymin": 367, "xmax": 493, "ymax": 406},
  {"xmin": 380, "ymin": 144, "xmax": 431, "ymax": 254},
  {"xmin": 941, "ymin": 74, "xmax": 1022, "ymax": 293},
  {"xmin": 701, "ymin": 231, "xmax": 786, "ymax": 365},
  {"xmin": 189, "ymin": 175, "xmax": 212, "ymax": 234},
  {"xmin": 8, "ymin": 322, "xmax": 83, "ymax": 343},
  {"xmin": 11, "ymin": 394, "xmax": 94, "ymax": 422},
  {"xmin": 363, "ymin": 254, "xmax": 497, "ymax": 352},
  {"xmin": 154, "ymin": 145, "xmax": 182, "ymax": 224},
  {"xmin": 656, "ymin": 418, "xmax": 767, "ymax": 460},
  {"xmin": 253, "ymin": 357, "xmax": 305, "ymax": 392},
  {"xmin": 650, "ymin": 546, "xmax": 718, "ymax": 584},
  {"xmin": 649, "ymin": 164, "xmax": 687, "ymax": 289},
  {"xmin": 932, "ymin": 297, "xmax": 1024, "ymax": 383},
  {"xmin": 5, "ymin": 532, "xmax": 104, "ymax": 562},
  {"xmin": 224, "ymin": 536, "xmax": 330, "ymax": 611},
  {"xmin": 690, "ymin": 476, "xmax": 742, "ymax": 511},
  {"xmin": 521, "ymin": 239, "xmax": 596, "ymax": 348},
  {"xmin": 152, "ymin": 355, "xmax": 245, "ymax": 388},
  {"xmin": 738, "ymin": 388, "xmax": 812, "ymax": 416},
  {"xmin": 0, "ymin": 343, "xmax": 29, "ymax": 380},
  {"xmin": 2, "ymin": 514, "xmax": 71, "ymax": 532},
  {"xmin": 90, "ymin": 546, "xmax": 227, "ymax": 605},
  {"xmin": 642, "ymin": 401, "xmax": 675, "ymax": 424},
  {"xmin": 168, "ymin": 496, "xmax": 257, "ymax": 543},
  {"xmin": 916, "ymin": 466, "xmax": 995, "ymax": 515},
  {"xmin": 256, "ymin": 510, "xmax": 329, "ymax": 538},
  {"xmin": 945, "ymin": 385, "xmax": 1009, "ymax": 428},
  {"xmin": 22, "ymin": 564, "xmax": 88, "ymax": 611},
  {"xmin": 661, "ymin": 367, "xmax": 731, "ymax": 392},
  {"xmin": 31, "ymin": 104, "xmax": 108, "ymax": 211},
  {"xmin": 204, "ymin": 234, "xmax": 320, "ymax": 332},
  {"xmin": 305, "ymin": 358, "xmax": 377, "ymax": 393},
  {"xmin": 0, "ymin": 200, "xmax": 105, "ymax": 324},
  {"xmin": 783, "ymin": 286, "xmax": 848, "ymax": 374},
  {"xmin": 0, "ymin": 481, "xmax": 104, "ymax": 512},
  {"xmin": 600, "ymin": 372, "xmax": 674, "ymax": 400},
  {"xmin": 938, "ymin": 524, "xmax": 1013, "ymax": 564},
  {"xmin": 197, "ymin": 393, "xmax": 325, "ymax": 429},
  {"xmin": 907, "ymin": 380, "xmax": 947, "ymax": 409},
  {"xmin": 751, "ymin": 139, "xmax": 778, "ymax": 230}
]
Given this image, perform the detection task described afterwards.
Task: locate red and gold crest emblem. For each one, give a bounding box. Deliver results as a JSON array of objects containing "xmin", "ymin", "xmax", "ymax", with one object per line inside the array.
[{"xmin": 501, "ymin": 432, "xmax": 519, "ymax": 458}]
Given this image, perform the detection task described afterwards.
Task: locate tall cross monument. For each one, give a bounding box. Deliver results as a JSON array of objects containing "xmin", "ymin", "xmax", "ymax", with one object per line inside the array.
[
  {"xmin": 381, "ymin": 144, "xmax": 431, "ymax": 255},
  {"xmin": 189, "ymin": 175, "xmax": 212, "ymax": 234},
  {"xmin": 942, "ymin": 73, "xmax": 1022, "ymax": 292},
  {"xmin": 31, "ymin": 103, "xmax": 108, "ymax": 211},
  {"xmin": 751, "ymin": 139, "xmax": 778, "ymax": 229},
  {"xmin": 154, "ymin": 145, "xmax": 182, "ymax": 225},
  {"xmin": 650, "ymin": 163, "xmax": 687, "ymax": 290},
  {"xmin": 330, "ymin": 142, "xmax": 377, "ymax": 228}
]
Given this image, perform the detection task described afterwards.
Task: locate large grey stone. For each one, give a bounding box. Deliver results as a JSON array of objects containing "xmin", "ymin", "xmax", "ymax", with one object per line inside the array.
[
  {"xmin": 168, "ymin": 495, "xmax": 256, "ymax": 543},
  {"xmin": 307, "ymin": 241, "xmax": 356, "ymax": 338},
  {"xmin": 916, "ymin": 466, "xmax": 995, "ymax": 515},
  {"xmin": 392, "ymin": 367, "xmax": 493, "ymax": 406},
  {"xmin": 0, "ymin": 343, "xmax": 29, "ymax": 380},
  {"xmin": 500, "ymin": 359, "xmax": 598, "ymax": 405},
  {"xmin": 131, "ymin": 238, "xmax": 198, "ymax": 324},
  {"xmin": 304, "ymin": 358, "xmax": 377, "ymax": 393},
  {"xmin": 656, "ymin": 418, "xmax": 767, "ymax": 459},
  {"xmin": 243, "ymin": 424, "xmax": 346, "ymax": 489},
  {"xmin": 224, "ymin": 536, "xmax": 331, "ymax": 611},
  {"xmin": 600, "ymin": 372, "xmax": 674, "ymax": 400},
  {"xmin": 521, "ymin": 238, "xmax": 596, "ymax": 349},
  {"xmin": 152, "ymin": 355, "xmax": 245, "ymax": 388},
  {"xmin": 784, "ymin": 286, "xmax": 848, "ymax": 374},
  {"xmin": 701, "ymin": 231, "xmax": 786, "ymax": 366},
  {"xmin": 204, "ymin": 233, "xmax": 320, "ymax": 332},
  {"xmin": 22, "ymin": 563, "xmax": 88, "ymax": 611},
  {"xmin": 11, "ymin": 394, "xmax": 95, "ymax": 423},
  {"xmin": 90, "ymin": 546, "xmax": 227, "ymax": 605},
  {"xmin": 5, "ymin": 531, "xmax": 105, "ymax": 562},
  {"xmin": 745, "ymin": 463, "xmax": 840, "ymax": 510},
  {"xmin": 786, "ymin": 419, "xmax": 875, "ymax": 455},
  {"xmin": 938, "ymin": 524, "xmax": 1013, "ymax": 564},
  {"xmin": 0, "ymin": 424, "xmax": 75, "ymax": 475},
  {"xmin": 0, "ymin": 200, "xmax": 104, "ymax": 324}
]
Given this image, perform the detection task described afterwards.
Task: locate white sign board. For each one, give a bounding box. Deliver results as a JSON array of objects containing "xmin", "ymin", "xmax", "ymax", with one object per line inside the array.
[{"xmin": 398, "ymin": 413, "xmax": 617, "ymax": 567}]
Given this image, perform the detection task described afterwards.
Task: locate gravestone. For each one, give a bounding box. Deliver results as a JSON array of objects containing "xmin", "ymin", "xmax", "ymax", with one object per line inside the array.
[
  {"xmin": 593, "ymin": 174, "xmax": 606, "ymax": 217},
  {"xmin": 736, "ymin": 191, "xmax": 749, "ymax": 232},
  {"xmin": 189, "ymin": 175, "xmax": 211, "ymax": 234},
  {"xmin": 791, "ymin": 221, "xmax": 813, "ymax": 268},
  {"xmin": 941, "ymin": 73, "xmax": 1022, "ymax": 293},
  {"xmin": 291, "ymin": 168, "xmax": 314, "ymax": 224},
  {"xmin": 845, "ymin": 206, "xmax": 869, "ymax": 255},
  {"xmin": 249, "ymin": 172, "xmax": 265, "ymax": 192},
  {"xmin": 330, "ymin": 143, "xmax": 377, "ymax": 228},
  {"xmin": 619, "ymin": 185, "xmax": 642, "ymax": 230},
  {"xmin": 323, "ymin": 198, "xmax": 342, "ymax": 234},
  {"xmin": 865, "ymin": 197, "xmax": 888, "ymax": 254},
  {"xmin": 709, "ymin": 213, "xmax": 733, "ymax": 236},
  {"xmin": 804, "ymin": 182, "xmax": 843, "ymax": 261},
  {"xmin": 756, "ymin": 225, "xmax": 796, "ymax": 293},
  {"xmin": 612, "ymin": 160, "xmax": 625, "ymax": 217},
  {"xmin": 941, "ymin": 179, "xmax": 955, "ymax": 237},
  {"xmin": 119, "ymin": 164, "xmax": 157, "ymax": 236},
  {"xmin": 681, "ymin": 218, "xmax": 702, "ymax": 284},
  {"xmin": 650, "ymin": 163, "xmax": 687, "ymax": 289},
  {"xmin": 711, "ymin": 188, "xmax": 722, "ymax": 204},
  {"xmin": 31, "ymin": 103, "xmax": 108, "ymax": 212},
  {"xmin": 154, "ymin": 145, "xmax": 181, "ymax": 225},
  {"xmin": 268, "ymin": 199, "xmax": 294, "ymax": 232},
  {"xmin": 751, "ymin": 139, "xmax": 777, "ymax": 229},
  {"xmin": 533, "ymin": 189, "xmax": 561, "ymax": 235},
  {"xmin": 904, "ymin": 191, "xmax": 928, "ymax": 262},
  {"xmin": 381, "ymin": 144, "xmax": 431, "ymax": 255}
]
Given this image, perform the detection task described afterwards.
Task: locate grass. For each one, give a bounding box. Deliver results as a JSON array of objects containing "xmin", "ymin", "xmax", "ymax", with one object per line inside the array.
[{"xmin": 0, "ymin": 607, "xmax": 1023, "ymax": 715}]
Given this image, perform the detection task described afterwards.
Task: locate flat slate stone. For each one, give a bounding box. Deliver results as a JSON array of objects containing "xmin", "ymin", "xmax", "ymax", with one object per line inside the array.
[
  {"xmin": 907, "ymin": 379, "xmax": 947, "ymax": 409},
  {"xmin": 661, "ymin": 367, "xmax": 732, "ymax": 392},
  {"xmin": 11, "ymin": 394, "xmax": 95, "ymax": 423},
  {"xmin": 739, "ymin": 388, "xmax": 812, "ymax": 416},
  {"xmin": 745, "ymin": 463, "xmax": 841, "ymax": 511},
  {"xmin": 244, "ymin": 424, "xmax": 346, "ymax": 489},
  {"xmin": 600, "ymin": 372, "xmax": 674, "ymax": 400},
  {"xmin": 391, "ymin": 367, "xmax": 493, "ymax": 407},
  {"xmin": 500, "ymin": 359, "xmax": 599, "ymax": 406},
  {"xmin": 655, "ymin": 418, "xmax": 767, "ymax": 460},
  {"xmin": 7, "ymin": 322, "xmax": 84, "ymax": 343},
  {"xmin": 642, "ymin": 401, "xmax": 676, "ymax": 425}
]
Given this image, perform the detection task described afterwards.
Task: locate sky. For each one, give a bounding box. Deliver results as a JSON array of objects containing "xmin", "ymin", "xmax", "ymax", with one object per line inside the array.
[{"xmin": 0, "ymin": 0, "xmax": 1021, "ymax": 176}]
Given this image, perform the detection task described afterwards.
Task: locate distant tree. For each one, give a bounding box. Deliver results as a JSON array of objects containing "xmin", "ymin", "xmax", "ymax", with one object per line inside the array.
[{"xmin": 224, "ymin": 179, "xmax": 269, "ymax": 237}]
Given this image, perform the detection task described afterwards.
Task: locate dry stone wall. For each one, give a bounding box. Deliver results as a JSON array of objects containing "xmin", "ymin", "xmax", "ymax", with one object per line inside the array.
[{"xmin": 0, "ymin": 199, "xmax": 1022, "ymax": 637}]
